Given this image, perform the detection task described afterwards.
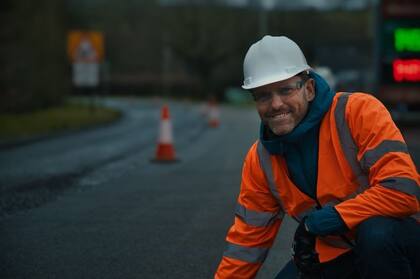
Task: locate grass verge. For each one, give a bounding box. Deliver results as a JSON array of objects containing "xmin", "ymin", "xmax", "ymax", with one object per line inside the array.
[{"xmin": 0, "ymin": 102, "xmax": 121, "ymax": 142}]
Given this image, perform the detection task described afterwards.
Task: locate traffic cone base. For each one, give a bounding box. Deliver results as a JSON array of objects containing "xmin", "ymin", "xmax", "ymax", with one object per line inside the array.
[
  {"xmin": 155, "ymin": 143, "xmax": 177, "ymax": 162},
  {"xmin": 209, "ymin": 119, "xmax": 220, "ymax": 128}
]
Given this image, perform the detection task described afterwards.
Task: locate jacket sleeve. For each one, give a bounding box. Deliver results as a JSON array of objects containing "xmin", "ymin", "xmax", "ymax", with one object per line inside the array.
[
  {"xmin": 335, "ymin": 93, "xmax": 420, "ymax": 230},
  {"xmin": 215, "ymin": 142, "xmax": 283, "ymax": 279}
]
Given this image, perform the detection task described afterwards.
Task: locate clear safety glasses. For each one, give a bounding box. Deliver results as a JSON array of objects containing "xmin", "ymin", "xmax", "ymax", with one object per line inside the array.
[{"xmin": 252, "ymin": 79, "xmax": 307, "ymax": 105}]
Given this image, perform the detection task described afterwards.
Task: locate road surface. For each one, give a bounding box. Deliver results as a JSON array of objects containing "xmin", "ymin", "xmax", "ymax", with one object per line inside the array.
[{"xmin": 0, "ymin": 97, "xmax": 418, "ymax": 279}]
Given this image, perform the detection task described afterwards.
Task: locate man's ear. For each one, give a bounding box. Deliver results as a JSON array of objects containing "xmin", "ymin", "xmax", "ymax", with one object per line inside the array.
[{"xmin": 305, "ymin": 79, "xmax": 315, "ymax": 101}]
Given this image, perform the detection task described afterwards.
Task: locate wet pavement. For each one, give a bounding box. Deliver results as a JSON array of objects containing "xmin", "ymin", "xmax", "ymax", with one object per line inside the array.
[{"xmin": 0, "ymin": 98, "xmax": 418, "ymax": 279}]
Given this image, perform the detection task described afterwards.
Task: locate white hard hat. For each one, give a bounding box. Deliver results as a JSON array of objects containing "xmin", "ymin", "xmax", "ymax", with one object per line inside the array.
[{"xmin": 242, "ymin": 35, "xmax": 311, "ymax": 90}]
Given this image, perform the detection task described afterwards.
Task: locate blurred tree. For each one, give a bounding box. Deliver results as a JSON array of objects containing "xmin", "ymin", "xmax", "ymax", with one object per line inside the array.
[
  {"xmin": 0, "ymin": 0, "xmax": 69, "ymax": 113},
  {"xmin": 64, "ymin": 1, "xmax": 372, "ymax": 100},
  {"xmin": 161, "ymin": 5, "xmax": 259, "ymax": 99}
]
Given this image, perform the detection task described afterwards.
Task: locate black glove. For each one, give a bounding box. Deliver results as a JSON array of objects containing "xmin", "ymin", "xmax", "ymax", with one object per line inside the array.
[{"xmin": 292, "ymin": 217, "xmax": 322, "ymax": 277}]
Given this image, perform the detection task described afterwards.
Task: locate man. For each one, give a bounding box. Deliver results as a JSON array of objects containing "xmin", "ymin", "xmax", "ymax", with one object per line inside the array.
[{"xmin": 214, "ymin": 35, "xmax": 420, "ymax": 279}]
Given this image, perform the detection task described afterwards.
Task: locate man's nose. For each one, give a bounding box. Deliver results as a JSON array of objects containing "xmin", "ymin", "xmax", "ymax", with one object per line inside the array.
[{"xmin": 271, "ymin": 92, "xmax": 284, "ymax": 109}]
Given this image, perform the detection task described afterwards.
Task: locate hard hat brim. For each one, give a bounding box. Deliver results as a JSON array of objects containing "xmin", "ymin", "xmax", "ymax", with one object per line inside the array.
[{"xmin": 242, "ymin": 66, "xmax": 311, "ymax": 90}]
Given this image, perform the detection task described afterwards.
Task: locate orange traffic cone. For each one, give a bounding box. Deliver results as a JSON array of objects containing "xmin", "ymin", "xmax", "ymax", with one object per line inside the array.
[
  {"xmin": 208, "ymin": 100, "xmax": 220, "ymax": 128},
  {"xmin": 153, "ymin": 105, "xmax": 177, "ymax": 162}
]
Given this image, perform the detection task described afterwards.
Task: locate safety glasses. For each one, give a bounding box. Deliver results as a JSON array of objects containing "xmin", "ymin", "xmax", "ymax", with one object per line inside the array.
[{"xmin": 251, "ymin": 79, "xmax": 308, "ymax": 105}]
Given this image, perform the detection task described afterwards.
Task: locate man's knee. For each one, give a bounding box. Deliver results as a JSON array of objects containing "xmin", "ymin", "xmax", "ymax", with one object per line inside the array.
[
  {"xmin": 355, "ymin": 216, "xmax": 399, "ymax": 255},
  {"xmin": 354, "ymin": 217, "xmax": 419, "ymax": 279}
]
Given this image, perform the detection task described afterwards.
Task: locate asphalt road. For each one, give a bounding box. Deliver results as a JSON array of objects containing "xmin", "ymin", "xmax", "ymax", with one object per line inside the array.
[{"xmin": 0, "ymin": 98, "xmax": 418, "ymax": 279}]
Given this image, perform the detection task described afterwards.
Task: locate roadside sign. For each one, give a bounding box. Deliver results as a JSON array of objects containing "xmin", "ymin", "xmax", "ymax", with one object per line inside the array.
[
  {"xmin": 72, "ymin": 62, "xmax": 100, "ymax": 87},
  {"xmin": 67, "ymin": 31, "xmax": 104, "ymax": 63},
  {"xmin": 67, "ymin": 31, "xmax": 104, "ymax": 87}
]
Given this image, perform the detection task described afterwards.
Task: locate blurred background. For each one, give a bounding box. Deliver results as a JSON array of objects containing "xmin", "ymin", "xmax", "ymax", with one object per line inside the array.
[
  {"xmin": 0, "ymin": 1, "xmax": 419, "ymax": 279},
  {"xmin": 2, "ymin": 0, "xmax": 419, "ymax": 113}
]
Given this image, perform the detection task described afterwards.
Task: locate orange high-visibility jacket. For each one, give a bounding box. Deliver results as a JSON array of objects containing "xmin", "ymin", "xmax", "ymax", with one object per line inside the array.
[{"xmin": 215, "ymin": 92, "xmax": 420, "ymax": 279}]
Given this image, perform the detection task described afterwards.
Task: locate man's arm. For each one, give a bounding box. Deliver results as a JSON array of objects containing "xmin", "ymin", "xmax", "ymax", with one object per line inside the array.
[
  {"xmin": 330, "ymin": 93, "xmax": 419, "ymax": 231},
  {"xmin": 215, "ymin": 142, "xmax": 283, "ymax": 279}
]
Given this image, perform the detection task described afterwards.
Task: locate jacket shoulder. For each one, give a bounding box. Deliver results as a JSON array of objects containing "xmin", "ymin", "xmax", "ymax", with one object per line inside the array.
[
  {"xmin": 337, "ymin": 92, "xmax": 403, "ymax": 147},
  {"xmin": 334, "ymin": 92, "xmax": 390, "ymax": 123}
]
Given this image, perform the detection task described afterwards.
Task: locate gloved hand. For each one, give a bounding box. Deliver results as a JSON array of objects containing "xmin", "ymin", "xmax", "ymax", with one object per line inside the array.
[
  {"xmin": 305, "ymin": 205, "xmax": 349, "ymax": 236},
  {"xmin": 292, "ymin": 217, "xmax": 322, "ymax": 277}
]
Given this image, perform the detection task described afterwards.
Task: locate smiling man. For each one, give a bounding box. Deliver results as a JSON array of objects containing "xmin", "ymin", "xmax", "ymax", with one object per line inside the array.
[
  {"xmin": 252, "ymin": 73, "xmax": 314, "ymax": 136},
  {"xmin": 215, "ymin": 36, "xmax": 420, "ymax": 279}
]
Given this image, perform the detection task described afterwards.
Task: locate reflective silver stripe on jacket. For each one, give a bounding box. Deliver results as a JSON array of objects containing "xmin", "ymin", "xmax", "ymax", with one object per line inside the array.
[
  {"xmin": 257, "ymin": 141, "xmax": 321, "ymax": 223},
  {"xmin": 235, "ymin": 203, "xmax": 282, "ymax": 227},
  {"xmin": 335, "ymin": 93, "xmax": 369, "ymax": 191},
  {"xmin": 335, "ymin": 93, "xmax": 420, "ymax": 220},
  {"xmin": 257, "ymin": 141, "xmax": 286, "ymax": 214},
  {"xmin": 360, "ymin": 140, "xmax": 408, "ymax": 171},
  {"xmin": 223, "ymin": 242, "xmax": 269, "ymax": 263},
  {"xmin": 379, "ymin": 177, "xmax": 420, "ymax": 202}
]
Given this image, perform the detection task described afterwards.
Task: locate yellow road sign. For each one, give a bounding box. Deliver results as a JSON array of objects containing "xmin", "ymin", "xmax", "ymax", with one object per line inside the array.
[{"xmin": 67, "ymin": 31, "xmax": 104, "ymax": 63}]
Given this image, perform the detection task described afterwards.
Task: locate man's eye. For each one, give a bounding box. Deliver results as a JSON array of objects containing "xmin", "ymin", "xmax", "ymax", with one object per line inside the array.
[
  {"xmin": 259, "ymin": 93, "xmax": 271, "ymax": 101},
  {"xmin": 279, "ymin": 87, "xmax": 294, "ymax": 95},
  {"xmin": 255, "ymin": 92, "xmax": 271, "ymax": 102}
]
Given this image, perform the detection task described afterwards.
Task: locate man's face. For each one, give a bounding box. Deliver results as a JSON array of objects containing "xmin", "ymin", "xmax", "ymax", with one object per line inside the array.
[{"xmin": 252, "ymin": 75, "xmax": 315, "ymax": 136}]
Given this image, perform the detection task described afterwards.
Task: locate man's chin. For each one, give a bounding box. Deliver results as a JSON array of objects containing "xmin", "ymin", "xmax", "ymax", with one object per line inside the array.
[{"xmin": 270, "ymin": 126, "xmax": 293, "ymax": 136}]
